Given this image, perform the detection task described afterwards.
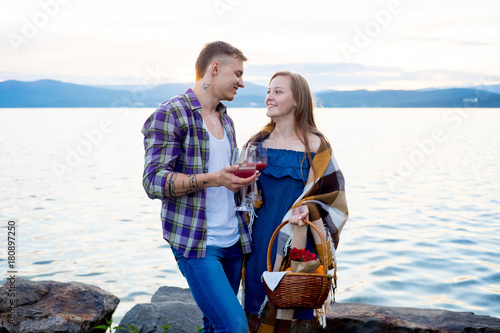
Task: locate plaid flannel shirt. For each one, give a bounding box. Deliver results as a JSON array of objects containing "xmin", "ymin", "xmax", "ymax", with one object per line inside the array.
[{"xmin": 141, "ymin": 89, "xmax": 252, "ymax": 258}]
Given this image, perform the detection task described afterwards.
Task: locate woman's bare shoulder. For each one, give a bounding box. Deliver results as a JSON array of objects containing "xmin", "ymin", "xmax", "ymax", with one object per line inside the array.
[{"xmin": 309, "ymin": 133, "xmax": 323, "ymax": 152}]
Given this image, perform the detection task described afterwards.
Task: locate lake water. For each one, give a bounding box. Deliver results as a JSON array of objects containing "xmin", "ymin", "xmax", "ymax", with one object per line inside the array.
[{"xmin": 1, "ymin": 107, "xmax": 499, "ymax": 322}]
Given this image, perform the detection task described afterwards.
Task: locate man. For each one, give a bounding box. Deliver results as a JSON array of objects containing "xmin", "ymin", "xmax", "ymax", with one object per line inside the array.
[{"xmin": 141, "ymin": 41, "xmax": 255, "ymax": 332}]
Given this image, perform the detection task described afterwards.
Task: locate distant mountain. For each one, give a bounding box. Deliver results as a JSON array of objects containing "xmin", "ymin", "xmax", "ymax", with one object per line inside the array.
[
  {"xmin": 91, "ymin": 81, "xmax": 267, "ymax": 108},
  {"xmin": 0, "ymin": 79, "xmax": 266, "ymax": 108},
  {"xmin": 472, "ymin": 83, "xmax": 500, "ymax": 95},
  {"xmin": 1, "ymin": 79, "xmax": 500, "ymax": 108},
  {"xmin": 315, "ymin": 88, "xmax": 500, "ymax": 108},
  {"xmin": 0, "ymin": 79, "xmax": 129, "ymax": 108},
  {"xmin": 95, "ymin": 81, "xmax": 267, "ymax": 95}
]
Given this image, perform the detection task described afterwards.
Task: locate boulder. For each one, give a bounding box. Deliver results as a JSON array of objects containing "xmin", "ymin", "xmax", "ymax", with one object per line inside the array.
[
  {"xmin": 324, "ymin": 302, "xmax": 500, "ymax": 333},
  {"xmin": 119, "ymin": 286, "xmax": 202, "ymax": 333},
  {"xmin": 0, "ymin": 277, "xmax": 119, "ymax": 333}
]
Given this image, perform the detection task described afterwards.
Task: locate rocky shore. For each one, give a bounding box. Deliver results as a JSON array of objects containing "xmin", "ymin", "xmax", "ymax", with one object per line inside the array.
[
  {"xmin": 0, "ymin": 278, "xmax": 119, "ymax": 332},
  {"xmin": 1, "ymin": 279, "xmax": 500, "ymax": 332},
  {"xmin": 121, "ymin": 286, "xmax": 500, "ymax": 333}
]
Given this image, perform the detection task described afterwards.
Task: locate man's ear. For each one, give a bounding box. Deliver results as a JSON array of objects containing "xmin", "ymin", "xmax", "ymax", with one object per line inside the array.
[{"xmin": 210, "ymin": 61, "xmax": 220, "ymax": 76}]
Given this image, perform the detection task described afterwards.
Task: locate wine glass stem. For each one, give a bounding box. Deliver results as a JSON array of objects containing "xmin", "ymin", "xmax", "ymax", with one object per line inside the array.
[{"xmin": 241, "ymin": 186, "xmax": 247, "ymax": 201}]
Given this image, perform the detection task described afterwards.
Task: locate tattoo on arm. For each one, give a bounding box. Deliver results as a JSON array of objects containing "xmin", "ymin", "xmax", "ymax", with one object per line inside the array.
[
  {"xmin": 167, "ymin": 173, "xmax": 206, "ymax": 197},
  {"xmin": 166, "ymin": 172, "xmax": 178, "ymax": 198},
  {"xmin": 188, "ymin": 174, "xmax": 200, "ymax": 191},
  {"xmin": 202, "ymin": 82, "xmax": 211, "ymax": 91}
]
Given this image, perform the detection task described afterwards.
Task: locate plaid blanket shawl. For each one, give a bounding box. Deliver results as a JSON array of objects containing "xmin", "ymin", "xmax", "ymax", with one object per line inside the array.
[{"xmin": 246, "ymin": 124, "xmax": 349, "ymax": 331}]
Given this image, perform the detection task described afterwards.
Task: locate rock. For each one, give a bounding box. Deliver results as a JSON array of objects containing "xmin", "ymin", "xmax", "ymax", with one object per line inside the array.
[
  {"xmin": 119, "ymin": 286, "xmax": 202, "ymax": 333},
  {"xmin": 119, "ymin": 286, "xmax": 500, "ymax": 333},
  {"xmin": 0, "ymin": 277, "xmax": 120, "ymax": 333},
  {"xmin": 150, "ymin": 286, "xmax": 196, "ymax": 304},
  {"xmin": 324, "ymin": 303, "xmax": 500, "ymax": 333}
]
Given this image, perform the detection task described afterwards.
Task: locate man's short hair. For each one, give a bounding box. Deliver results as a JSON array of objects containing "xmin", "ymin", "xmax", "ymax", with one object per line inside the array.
[{"xmin": 195, "ymin": 41, "xmax": 247, "ymax": 80}]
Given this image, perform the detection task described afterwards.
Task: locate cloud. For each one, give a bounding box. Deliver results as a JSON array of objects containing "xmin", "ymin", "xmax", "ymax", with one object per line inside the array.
[{"xmin": 2, "ymin": 0, "xmax": 500, "ymax": 91}]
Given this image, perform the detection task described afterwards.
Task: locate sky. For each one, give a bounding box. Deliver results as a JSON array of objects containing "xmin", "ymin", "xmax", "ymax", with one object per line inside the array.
[{"xmin": 1, "ymin": 0, "xmax": 500, "ymax": 91}]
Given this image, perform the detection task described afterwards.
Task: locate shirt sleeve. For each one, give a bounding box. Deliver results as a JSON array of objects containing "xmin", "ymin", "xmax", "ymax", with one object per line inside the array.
[{"xmin": 141, "ymin": 108, "xmax": 181, "ymax": 200}]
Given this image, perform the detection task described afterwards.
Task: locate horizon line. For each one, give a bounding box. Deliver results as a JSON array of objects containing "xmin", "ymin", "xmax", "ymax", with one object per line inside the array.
[{"xmin": 1, "ymin": 78, "xmax": 499, "ymax": 94}]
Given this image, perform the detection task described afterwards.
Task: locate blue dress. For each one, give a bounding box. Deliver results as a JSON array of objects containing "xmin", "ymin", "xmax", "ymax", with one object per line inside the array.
[{"xmin": 244, "ymin": 148, "xmax": 315, "ymax": 319}]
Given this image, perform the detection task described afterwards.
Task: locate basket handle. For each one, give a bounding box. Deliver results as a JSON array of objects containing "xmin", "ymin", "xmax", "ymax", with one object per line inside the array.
[{"xmin": 266, "ymin": 219, "xmax": 329, "ymax": 275}]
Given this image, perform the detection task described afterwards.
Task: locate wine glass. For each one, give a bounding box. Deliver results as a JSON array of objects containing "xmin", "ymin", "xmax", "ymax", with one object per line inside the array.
[
  {"xmin": 248, "ymin": 143, "xmax": 267, "ymax": 201},
  {"xmin": 231, "ymin": 147, "xmax": 256, "ymax": 211}
]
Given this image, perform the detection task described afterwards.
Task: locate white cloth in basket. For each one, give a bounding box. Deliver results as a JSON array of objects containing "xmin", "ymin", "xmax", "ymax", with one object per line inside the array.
[
  {"xmin": 262, "ymin": 270, "xmax": 335, "ymax": 292},
  {"xmin": 261, "ymin": 271, "xmax": 288, "ymax": 291}
]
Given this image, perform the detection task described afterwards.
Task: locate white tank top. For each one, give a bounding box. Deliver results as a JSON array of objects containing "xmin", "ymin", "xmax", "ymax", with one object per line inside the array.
[{"xmin": 203, "ymin": 122, "xmax": 240, "ymax": 247}]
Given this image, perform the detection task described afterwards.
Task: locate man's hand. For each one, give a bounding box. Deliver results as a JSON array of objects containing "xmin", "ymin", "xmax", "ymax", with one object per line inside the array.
[{"xmin": 219, "ymin": 165, "xmax": 259, "ymax": 192}]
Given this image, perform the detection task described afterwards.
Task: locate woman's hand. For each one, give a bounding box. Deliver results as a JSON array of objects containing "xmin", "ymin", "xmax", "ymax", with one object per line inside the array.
[{"xmin": 289, "ymin": 205, "xmax": 309, "ymax": 226}]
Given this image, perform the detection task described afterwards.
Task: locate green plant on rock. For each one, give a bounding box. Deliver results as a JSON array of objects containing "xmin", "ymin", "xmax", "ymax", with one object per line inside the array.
[
  {"xmin": 116, "ymin": 323, "xmax": 140, "ymax": 333},
  {"xmin": 159, "ymin": 320, "xmax": 173, "ymax": 332},
  {"xmin": 94, "ymin": 319, "xmax": 124, "ymax": 333}
]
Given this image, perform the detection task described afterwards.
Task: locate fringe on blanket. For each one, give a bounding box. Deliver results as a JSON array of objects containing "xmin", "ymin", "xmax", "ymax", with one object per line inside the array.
[
  {"xmin": 314, "ymin": 278, "xmax": 337, "ymax": 328},
  {"xmin": 247, "ymin": 205, "xmax": 258, "ymax": 233},
  {"xmin": 258, "ymin": 295, "xmax": 269, "ymax": 317}
]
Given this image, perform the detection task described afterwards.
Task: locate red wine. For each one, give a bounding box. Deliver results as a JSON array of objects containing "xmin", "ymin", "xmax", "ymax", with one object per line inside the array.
[
  {"xmin": 256, "ymin": 163, "xmax": 267, "ymax": 172},
  {"xmin": 234, "ymin": 166, "xmax": 255, "ymax": 178}
]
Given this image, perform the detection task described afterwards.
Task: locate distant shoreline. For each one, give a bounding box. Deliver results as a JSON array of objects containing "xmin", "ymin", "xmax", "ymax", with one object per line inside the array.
[{"xmin": 1, "ymin": 79, "xmax": 500, "ymax": 108}]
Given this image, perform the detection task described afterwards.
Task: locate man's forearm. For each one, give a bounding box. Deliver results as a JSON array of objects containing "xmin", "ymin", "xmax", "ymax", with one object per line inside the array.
[{"xmin": 165, "ymin": 172, "xmax": 212, "ymax": 198}]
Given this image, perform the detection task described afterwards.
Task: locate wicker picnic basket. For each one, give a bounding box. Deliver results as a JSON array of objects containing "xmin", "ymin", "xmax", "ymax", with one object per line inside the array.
[{"xmin": 262, "ymin": 219, "xmax": 333, "ymax": 309}]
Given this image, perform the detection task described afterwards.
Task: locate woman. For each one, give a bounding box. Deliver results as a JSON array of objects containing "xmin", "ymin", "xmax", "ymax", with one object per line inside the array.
[{"xmin": 243, "ymin": 71, "xmax": 349, "ymax": 331}]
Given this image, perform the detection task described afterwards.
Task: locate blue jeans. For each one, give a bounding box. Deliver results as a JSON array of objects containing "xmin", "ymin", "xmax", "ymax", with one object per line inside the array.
[{"xmin": 172, "ymin": 242, "xmax": 248, "ymax": 333}]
